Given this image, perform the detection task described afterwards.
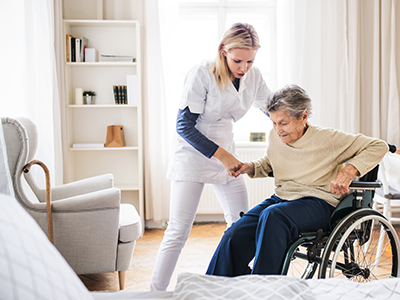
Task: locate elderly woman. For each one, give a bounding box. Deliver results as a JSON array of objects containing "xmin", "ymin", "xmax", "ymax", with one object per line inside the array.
[{"xmin": 206, "ymin": 84, "xmax": 388, "ymax": 277}]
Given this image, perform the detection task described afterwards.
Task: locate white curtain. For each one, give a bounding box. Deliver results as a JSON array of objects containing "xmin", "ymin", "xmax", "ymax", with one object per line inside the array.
[
  {"xmin": 320, "ymin": 0, "xmax": 400, "ymax": 145},
  {"xmin": 142, "ymin": 0, "xmax": 179, "ymax": 225},
  {"xmin": 0, "ymin": 0, "xmax": 62, "ymax": 186},
  {"xmin": 54, "ymin": 0, "xmax": 68, "ymax": 184},
  {"xmin": 277, "ymin": 0, "xmax": 400, "ymax": 147}
]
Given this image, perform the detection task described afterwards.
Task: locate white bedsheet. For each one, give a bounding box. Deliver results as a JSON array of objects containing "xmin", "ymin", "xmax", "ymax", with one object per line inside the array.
[
  {"xmin": 91, "ymin": 273, "xmax": 400, "ymax": 300},
  {"xmin": 308, "ymin": 278, "xmax": 400, "ymax": 300}
]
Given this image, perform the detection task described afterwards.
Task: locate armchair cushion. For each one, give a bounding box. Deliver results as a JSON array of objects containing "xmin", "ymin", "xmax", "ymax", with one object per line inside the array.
[
  {"xmin": 0, "ymin": 193, "xmax": 93, "ymax": 300},
  {"xmin": 119, "ymin": 203, "xmax": 142, "ymax": 243}
]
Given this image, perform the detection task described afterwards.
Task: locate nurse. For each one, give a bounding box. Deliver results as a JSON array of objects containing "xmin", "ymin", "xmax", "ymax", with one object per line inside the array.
[{"xmin": 150, "ymin": 22, "xmax": 272, "ymax": 291}]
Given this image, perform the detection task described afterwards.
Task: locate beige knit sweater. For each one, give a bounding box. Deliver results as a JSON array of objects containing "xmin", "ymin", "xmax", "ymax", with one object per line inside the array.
[{"xmin": 251, "ymin": 123, "xmax": 388, "ymax": 207}]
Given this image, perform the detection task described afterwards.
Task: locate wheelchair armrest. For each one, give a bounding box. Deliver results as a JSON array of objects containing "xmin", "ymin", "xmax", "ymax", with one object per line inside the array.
[{"xmin": 349, "ymin": 181, "xmax": 382, "ymax": 190}]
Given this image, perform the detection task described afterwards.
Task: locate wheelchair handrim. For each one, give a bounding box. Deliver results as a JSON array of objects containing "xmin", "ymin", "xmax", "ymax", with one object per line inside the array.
[{"xmin": 329, "ymin": 214, "xmax": 400, "ymax": 278}]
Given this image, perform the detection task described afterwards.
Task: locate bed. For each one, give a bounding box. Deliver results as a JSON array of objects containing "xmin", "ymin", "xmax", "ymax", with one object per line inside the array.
[{"xmin": 90, "ymin": 272, "xmax": 400, "ymax": 299}]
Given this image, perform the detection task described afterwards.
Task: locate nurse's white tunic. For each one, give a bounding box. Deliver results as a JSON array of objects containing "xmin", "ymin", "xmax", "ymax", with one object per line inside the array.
[{"xmin": 167, "ymin": 60, "xmax": 271, "ymax": 184}]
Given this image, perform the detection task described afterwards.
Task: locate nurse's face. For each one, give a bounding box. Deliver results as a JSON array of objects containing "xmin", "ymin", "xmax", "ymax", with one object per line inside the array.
[{"xmin": 224, "ymin": 48, "xmax": 257, "ymax": 79}]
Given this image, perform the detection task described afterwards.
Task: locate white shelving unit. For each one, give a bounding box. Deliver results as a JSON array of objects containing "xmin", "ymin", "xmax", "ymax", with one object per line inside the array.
[{"xmin": 62, "ymin": 18, "xmax": 144, "ymax": 229}]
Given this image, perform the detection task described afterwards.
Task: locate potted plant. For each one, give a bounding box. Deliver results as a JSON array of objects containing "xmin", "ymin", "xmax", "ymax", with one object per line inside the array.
[{"xmin": 83, "ymin": 90, "xmax": 96, "ymax": 105}]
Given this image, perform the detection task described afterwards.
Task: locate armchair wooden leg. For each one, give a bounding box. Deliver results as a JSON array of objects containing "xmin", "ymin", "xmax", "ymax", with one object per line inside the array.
[{"xmin": 118, "ymin": 270, "xmax": 126, "ymax": 290}]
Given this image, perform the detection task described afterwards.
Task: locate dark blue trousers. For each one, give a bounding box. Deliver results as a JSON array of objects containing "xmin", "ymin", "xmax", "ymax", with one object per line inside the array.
[{"xmin": 206, "ymin": 195, "xmax": 335, "ymax": 276}]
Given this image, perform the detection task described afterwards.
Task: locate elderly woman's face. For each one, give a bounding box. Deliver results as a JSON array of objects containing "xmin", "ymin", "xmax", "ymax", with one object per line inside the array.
[{"xmin": 269, "ymin": 109, "xmax": 308, "ymax": 144}]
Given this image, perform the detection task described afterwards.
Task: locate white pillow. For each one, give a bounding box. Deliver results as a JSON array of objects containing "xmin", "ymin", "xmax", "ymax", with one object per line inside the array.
[
  {"xmin": 173, "ymin": 273, "xmax": 314, "ymax": 300},
  {"xmin": 0, "ymin": 194, "xmax": 93, "ymax": 300},
  {"xmin": 0, "ymin": 122, "xmax": 14, "ymax": 196}
]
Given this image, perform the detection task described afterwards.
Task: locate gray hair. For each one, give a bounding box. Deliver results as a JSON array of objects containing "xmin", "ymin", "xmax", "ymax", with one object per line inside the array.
[{"xmin": 266, "ymin": 84, "xmax": 313, "ymax": 119}]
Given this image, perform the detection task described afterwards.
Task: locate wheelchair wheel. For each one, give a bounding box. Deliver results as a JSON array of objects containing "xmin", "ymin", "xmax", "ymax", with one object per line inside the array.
[{"xmin": 319, "ymin": 209, "xmax": 400, "ymax": 281}]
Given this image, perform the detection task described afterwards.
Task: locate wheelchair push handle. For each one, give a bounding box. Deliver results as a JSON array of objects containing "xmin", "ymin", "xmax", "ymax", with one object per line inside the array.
[{"xmin": 388, "ymin": 143, "xmax": 397, "ymax": 153}]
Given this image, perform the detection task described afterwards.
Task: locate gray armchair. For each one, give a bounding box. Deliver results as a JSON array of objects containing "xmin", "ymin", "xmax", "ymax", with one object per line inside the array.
[{"xmin": 1, "ymin": 117, "xmax": 142, "ymax": 290}]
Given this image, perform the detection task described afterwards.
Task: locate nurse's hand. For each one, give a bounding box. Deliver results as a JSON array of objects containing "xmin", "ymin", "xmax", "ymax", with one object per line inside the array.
[{"xmin": 213, "ymin": 147, "xmax": 243, "ymax": 177}]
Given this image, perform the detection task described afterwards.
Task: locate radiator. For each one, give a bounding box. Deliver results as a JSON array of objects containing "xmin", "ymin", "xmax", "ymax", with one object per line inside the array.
[{"xmin": 197, "ymin": 144, "xmax": 275, "ymax": 214}]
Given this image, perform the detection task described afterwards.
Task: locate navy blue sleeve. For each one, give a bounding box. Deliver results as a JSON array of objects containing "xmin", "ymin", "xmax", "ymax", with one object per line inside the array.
[{"xmin": 176, "ymin": 107, "xmax": 219, "ymax": 158}]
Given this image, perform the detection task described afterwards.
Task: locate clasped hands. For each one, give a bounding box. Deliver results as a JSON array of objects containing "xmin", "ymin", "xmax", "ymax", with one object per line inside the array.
[
  {"xmin": 213, "ymin": 147, "xmax": 254, "ymax": 178},
  {"xmin": 227, "ymin": 161, "xmax": 254, "ymax": 178}
]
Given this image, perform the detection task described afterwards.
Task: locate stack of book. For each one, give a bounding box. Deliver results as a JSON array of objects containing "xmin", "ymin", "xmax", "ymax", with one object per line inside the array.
[
  {"xmin": 100, "ymin": 54, "xmax": 136, "ymax": 62},
  {"xmin": 113, "ymin": 85, "xmax": 127, "ymax": 104},
  {"xmin": 66, "ymin": 34, "xmax": 89, "ymax": 62}
]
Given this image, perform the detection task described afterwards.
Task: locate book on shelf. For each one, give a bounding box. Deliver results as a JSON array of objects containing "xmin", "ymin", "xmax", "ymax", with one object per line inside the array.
[
  {"xmin": 123, "ymin": 86, "xmax": 127, "ymax": 104},
  {"xmin": 113, "ymin": 85, "xmax": 128, "ymax": 104},
  {"xmin": 66, "ymin": 34, "xmax": 72, "ymax": 62},
  {"xmin": 99, "ymin": 54, "xmax": 136, "ymax": 62},
  {"xmin": 113, "ymin": 85, "xmax": 118, "ymax": 104},
  {"xmin": 72, "ymin": 143, "xmax": 105, "ymax": 148},
  {"xmin": 118, "ymin": 86, "xmax": 122, "ymax": 104},
  {"xmin": 71, "ymin": 37, "xmax": 76, "ymax": 62},
  {"xmin": 75, "ymin": 38, "xmax": 81, "ymax": 62},
  {"xmin": 80, "ymin": 36, "xmax": 89, "ymax": 62},
  {"xmin": 66, "ymin": 34, "xmax": 89, "ymax": 62}
]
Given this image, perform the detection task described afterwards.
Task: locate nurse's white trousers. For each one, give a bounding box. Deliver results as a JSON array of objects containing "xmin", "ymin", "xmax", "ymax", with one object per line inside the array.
[{"xmin": 150, "ymin": 177, "xmax": 249, "ymax": 291}]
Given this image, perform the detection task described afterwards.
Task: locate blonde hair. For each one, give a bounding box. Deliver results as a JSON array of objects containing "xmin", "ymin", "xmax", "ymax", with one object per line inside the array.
[{"xmin": 213, "ymin": 23, "xmax": 260, "ymax": 88}]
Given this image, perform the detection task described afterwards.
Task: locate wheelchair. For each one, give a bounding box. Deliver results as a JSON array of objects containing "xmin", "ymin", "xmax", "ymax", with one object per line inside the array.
[{"xmin": 279, "ymin": 144, "xmax": 400, "ymax": 281}]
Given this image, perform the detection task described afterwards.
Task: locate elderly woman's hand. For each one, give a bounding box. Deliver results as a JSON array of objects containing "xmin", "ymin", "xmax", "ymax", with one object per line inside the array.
[{"xmin": 330, "ymin": 164, "xmax": 360, "ymax": 195}]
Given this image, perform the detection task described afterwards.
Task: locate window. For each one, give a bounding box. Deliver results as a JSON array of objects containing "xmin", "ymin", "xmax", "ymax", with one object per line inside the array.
[{"xmin": 178, "ymin": 0, "xmax": 276, "ymax": 142}]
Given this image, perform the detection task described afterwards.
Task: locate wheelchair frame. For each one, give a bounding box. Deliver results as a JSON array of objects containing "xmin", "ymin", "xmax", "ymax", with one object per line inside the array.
[{"xmin": 280, "ymin": 175, "xmax": 400, "ymax": 281}]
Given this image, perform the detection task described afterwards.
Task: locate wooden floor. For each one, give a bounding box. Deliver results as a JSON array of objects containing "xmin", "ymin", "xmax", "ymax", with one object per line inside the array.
[
  {"xmin": 79, "ymin": 222, "xmax": 400, "ymax": 292},
  {"xmin": 79, "ymin": 222, "xmax": 227, "ymax": 291}
]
